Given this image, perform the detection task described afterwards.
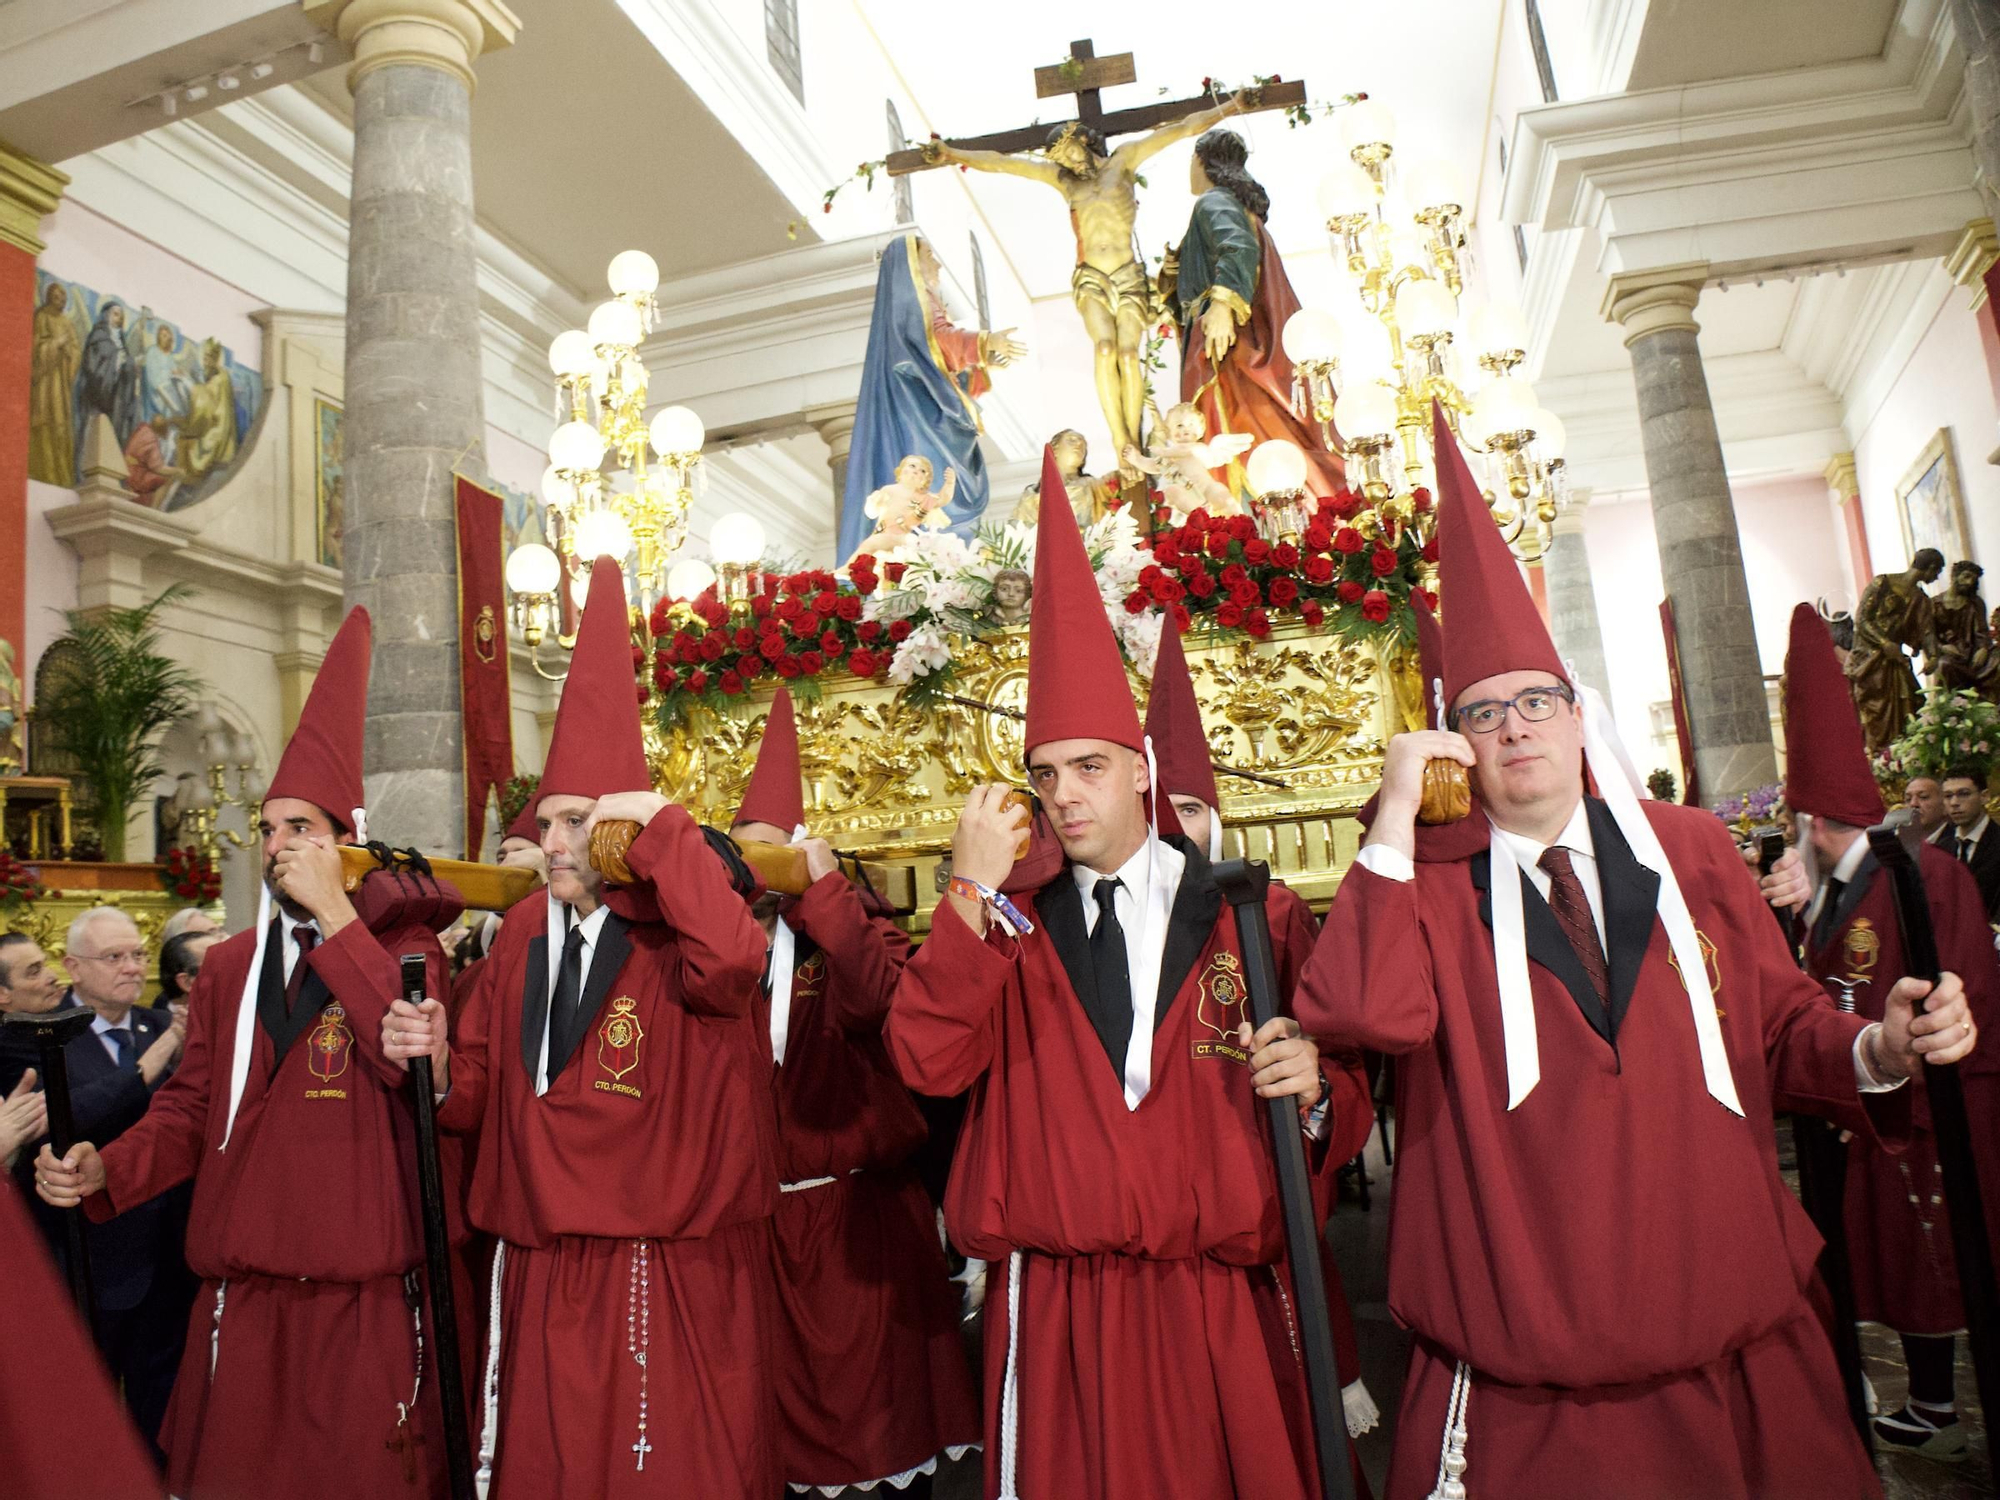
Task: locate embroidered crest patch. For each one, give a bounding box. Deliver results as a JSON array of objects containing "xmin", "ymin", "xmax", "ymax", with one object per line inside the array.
[
  {"xmin": 306, "ymin": 1003, "xmax": 352, "ymax": 1099},
  {"xmin": 595, "ymin": 996, "xmax": 645, "ymax": 1098},
  {"xmin": 1192, "ymin": 950, "xmax": 1250, "ymax": 1063},
  {"xmin": 1665, "ymin": 928, "xmax": 1725, "ymax": 1019}
]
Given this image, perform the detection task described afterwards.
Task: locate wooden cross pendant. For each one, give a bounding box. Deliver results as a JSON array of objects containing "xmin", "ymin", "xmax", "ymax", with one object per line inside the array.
[{"xmin": 386, "ymin": 1420, "xmax": 426, "ymax": 1485}]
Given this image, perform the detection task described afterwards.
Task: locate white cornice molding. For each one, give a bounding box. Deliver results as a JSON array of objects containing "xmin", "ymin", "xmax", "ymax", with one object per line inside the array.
[
  {"xmin": 1581, "ymin": 0, "xmax": 1650, "ymax": 96},
  {"xmin": 612, "ymin": 0, "xmax": 832, "ymax": 221}
]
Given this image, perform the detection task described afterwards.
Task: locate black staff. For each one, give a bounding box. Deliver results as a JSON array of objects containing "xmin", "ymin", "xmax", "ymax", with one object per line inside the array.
[
  {"xmin": 3, "ymin": 1005, "xmax": 99, "ymax": 1320},
  {"xmin": 1212, "ymin": 857, "xmax": 1355, "ymax": 1500},
  {"xmin": 399, "ymin": 954, "xmax": 475, "ymax": 1500},
  {"xmin": 1751, "ymin": 828, "xmax": 1871, "ymax": 1452},
  {"xmin": 1865, "ymin": 825, "xmax": 2000, "ymax": 1429}
]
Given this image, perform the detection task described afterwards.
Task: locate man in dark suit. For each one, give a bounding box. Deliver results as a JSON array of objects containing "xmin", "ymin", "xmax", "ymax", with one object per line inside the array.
[
  {"xmin": 1940, "ymin": 766, "xmax": 2000, "ymax": 922},
  {"xmin": 45, "ymin": 906, "xmax": 197, "ymax": 1460}
]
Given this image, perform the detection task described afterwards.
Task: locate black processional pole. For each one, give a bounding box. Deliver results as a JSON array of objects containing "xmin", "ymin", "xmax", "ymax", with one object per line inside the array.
[
  {"xmin": 400, "ymin": 954, "xmax": 476, "ymax": 1500},
  {"xmin": 1750, "ymin": 828, "xmax": 1872, "ymax": 1455},
  {"xmin": 1212, "ymin": 858, "xmax": 1356, "ymax": 1500},
  {"xmin": 1863, "ymin": 826, "xmax": 2000, "ymax": 1431},
  {"xmin": 3, "ymin": 1005, "xmax": 99, "ymax": 1322}
]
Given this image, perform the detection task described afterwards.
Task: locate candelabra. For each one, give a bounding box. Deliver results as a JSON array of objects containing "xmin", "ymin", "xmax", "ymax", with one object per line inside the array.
[
  {"xmin": 169, "ymin": 707, "xmax": 261, "ymax": 863},
  {"xmin": 505, "ymin": 250, "xmax": 708, "ymax": 678},
  {"xmin": 1281, "ymin": 100, "xmax": 1568, "ymax": 561}
]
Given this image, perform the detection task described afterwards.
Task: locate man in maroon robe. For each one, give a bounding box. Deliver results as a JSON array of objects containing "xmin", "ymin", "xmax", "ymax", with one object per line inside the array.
[
  {"xmin": 387, "ymin": 556, "xmax": 781, "ymax": 1499},
  {"xmin": 883, "ymin": 448, "xmax": 1367, "ymax": 1500},
  {"xmin": 36, "ymin": 608, "xmax": 462, "ymax": 1499},
  {"xmin": 731, "ymin": 688, "xmax": 979, "ymax": 1496},
  {"xmin": 1765, "ymin": 602, "xmax": 2000, "ymax": 1462},
  {"xmin": 1295, "ymin": 410, "xmax": 1981, "ymax": 1500},
  {"xmin": 1144, "ymin": 620, "xmax": 1381, "ymax": 1444}
]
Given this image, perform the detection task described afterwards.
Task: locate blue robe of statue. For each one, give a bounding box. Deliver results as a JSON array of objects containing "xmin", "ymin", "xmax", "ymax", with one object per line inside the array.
[{"xmin": 841, "ymin": 233, "xmax": 990, "ymax": 560}]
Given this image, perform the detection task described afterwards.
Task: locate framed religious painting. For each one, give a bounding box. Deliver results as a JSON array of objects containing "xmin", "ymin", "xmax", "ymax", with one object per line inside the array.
[
  {"xmin": 1894, "ymin": 427, "xmax": 1970, "ymax": 565},
  {"xmin": 314, "ymin": 398, "xmax": 344, "ymax": 569}
]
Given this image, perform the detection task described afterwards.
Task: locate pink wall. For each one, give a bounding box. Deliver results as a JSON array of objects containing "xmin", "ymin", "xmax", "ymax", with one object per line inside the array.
[
  {"xmin": 1852, "ymin": 275, "xmax": 2000, "ymax": 572},
  {"xmin": 22, "ymin": 478, "xmax": 81, "ymax": 706}
]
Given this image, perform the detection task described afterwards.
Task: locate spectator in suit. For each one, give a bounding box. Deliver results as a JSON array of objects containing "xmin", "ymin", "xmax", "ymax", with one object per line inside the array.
[
  {"xmin": 0, "ymin": 933, "xmax": 64, "ymax": 1153},
  {"xmin": 1908, "ymin": 774, "xmax": 1948, "ymax": 841},
  {"xmin": 1940, "ymin": 767, "xmax": 2000, "ymax": 921},
  {"xmin": 159, "ymin": 906, "xmax": 220, "ymax": 945},
  {"xmin": 49, "ymin": 907, "xmax": 198, "ymax": 1459},
  {"xmin": 158, "ymin": 929, "xmax": 221, "ymax": 1010}
]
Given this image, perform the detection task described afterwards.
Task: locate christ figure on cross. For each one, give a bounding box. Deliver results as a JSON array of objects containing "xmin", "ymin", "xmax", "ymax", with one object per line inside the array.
[{"xmin": 924, "ymin": 92, "xmax": 1247, "ymax": 472}]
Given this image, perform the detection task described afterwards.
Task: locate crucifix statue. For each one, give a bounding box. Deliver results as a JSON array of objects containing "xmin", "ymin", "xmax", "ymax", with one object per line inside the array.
[{"xmin": 889, "ymin": 40, "xmax": 1307, "ymax": 476}]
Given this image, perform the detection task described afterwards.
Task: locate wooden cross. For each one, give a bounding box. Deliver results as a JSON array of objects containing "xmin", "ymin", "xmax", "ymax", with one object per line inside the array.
[
  {"xmin": 886, "ymin": 37, "xmax": 1307, "ymax": 176},
  {"xmin": 385, "ymin": 1421, "xmax": 425, "ymax": 1485}
]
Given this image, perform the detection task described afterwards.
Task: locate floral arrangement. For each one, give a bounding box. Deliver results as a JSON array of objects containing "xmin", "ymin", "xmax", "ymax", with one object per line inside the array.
[
  {"xmin": 498, "ymin": 774, "xmax": 541, "ymax": 831},
  {"xmin": 645, "ymin": 491, "xmax": 1431, "ymax": 728},
  {"xmin": 1646, "ymin": 768, "xmax": 1679, "ymax": 803},
  {"xmin": 1869, "ymin": 745, "xmax": 1907, "ymax": 793},
  {"xmin": 158, "ymin": 844, "xmax": 222, "ymax": 904},
  {"xmin": 1890, "ymin": 688, "xmax": 2000, "ymax": 782},
  {"xmin": 1714, "ymin": 783, "xmax": 1785, "ymax": 838},
  {"xmin": 0, "ymin": 848, "xmax": 49, "ymax": 917}
]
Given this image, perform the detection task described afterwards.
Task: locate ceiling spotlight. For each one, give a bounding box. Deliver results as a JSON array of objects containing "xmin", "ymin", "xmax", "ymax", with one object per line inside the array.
[
  {"xmin": 184, "ymin": 83, "xmax": 209, "ymax": 103},
  {"xmin": 249, "ymin": 61, "xmax": 275, "ymax": 81},
  {"xmin": 216, "ymin": 71, "xmax": 241, "ymax": 91}
]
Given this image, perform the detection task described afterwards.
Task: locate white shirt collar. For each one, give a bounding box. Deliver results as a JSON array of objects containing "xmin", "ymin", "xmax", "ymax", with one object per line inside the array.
[
  {"xmin": 1962, "ymin": 815, "xmax": 1991, "ymax": 847},
  {"xmin": 90, "ymin": 1010, "xmax": 133, "ymax": 1036},
  {"xmin": 1828, "ymin": 830, "xmax": 1871, "ymax": 883},
  {"xmin": 558, "ymin": 901, "xmax": 612, "ymax": 946},
  {"xmin": 1489, "ymin": 799, "xmax": 1594, "ymax": 874},
  {"xmin": 1072, "ymin": 837, "xmax": 1162, "ymax": 904}
]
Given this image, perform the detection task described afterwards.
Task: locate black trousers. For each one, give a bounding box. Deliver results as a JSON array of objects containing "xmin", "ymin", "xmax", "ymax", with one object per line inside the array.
[{"xmin": 92, "ymin": 1265, "xmax": 198, "ymax": 1466}]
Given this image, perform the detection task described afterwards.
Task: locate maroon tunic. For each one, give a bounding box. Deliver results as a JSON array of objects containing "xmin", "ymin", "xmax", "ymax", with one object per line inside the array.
[
  {"xmin": 760, "ymin": 873, "xmax": 979, "ymax": 1490},
  {"xmin": 0, "ymin": 1181, "xmax": 160, "ymax": 1500},
  {"xmin": 1803, "ymin": 840, "xmax": 2000, "ymax": 1334},
  {"xmin": 438, "ymin": 808, "xmax": 781, "ymax": 1499},
  {"xmin": 885, "ymin": 850, "xmax": 1371, "ymax": 1500},
  {"xmin": 89, "ymin": 877, "xmax": 456, "ymax": 1499},
  {"xmin": 1300, "ymin": 799, "xmax": 1904, "ymax": 1500}
]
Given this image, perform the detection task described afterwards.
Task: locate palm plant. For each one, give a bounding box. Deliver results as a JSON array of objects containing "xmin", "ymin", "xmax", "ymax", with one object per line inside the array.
[{"xmin": 36, "ymin": 585, "xmax": 205, "ymax": 861}]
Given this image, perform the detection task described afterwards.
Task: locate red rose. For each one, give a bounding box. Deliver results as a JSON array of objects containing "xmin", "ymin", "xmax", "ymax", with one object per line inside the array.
[
  {"xmin": 1331, "ymin": 490, "xmax": 1364, "ymax": 520},
  {"xmin": 1334, "ymin": 527, "xmax": 1364, "ymax": 555},
  {"xmin": 848, "ymin": 649, "xmax": 878, "ymax": 677},
  {"xmin": 1216, "ymin": 601, "xmax": 1245, "ymax": 628},
  {"xmin": 1187, "ymin": 570, "xmax": 1218, "ymax": 598},
  {"xmin": 1177, "ymin": 552, "xmax": 1209, "ymax": 580},
  {"xmin": 885, "ymin": 561, "xmax": 907, "ymax": 583},
  {"xmin": 1242, "ymin": 538, "xmax": 1271, "ymax": 565},
  {"xmin": 647, "ymin": 603, "xmax": 670, "ymax": 636},
  {"xmin": 1150, "ymin": 576, "xmax": 1184, "ymax": 604},
  {"xmin": 1303, "ymin": 556, "xmax": 1334, "ymax": 585},
  {"xmin": 1245, "ymin": 609, "xmax": 1271, "ymax": 639},
  {"xmin": 739, "ymin": 652, "xmax": 765, "ymax": 678},
  {"xmin": 733, "ymin": 627, "xmax": 756, "ymax": 650},
  {"xmin": 698, "ymin": 598, "xmax": 727, "ymax": 627},
  {"xmin": 1206, "ymin": 533, "xmax": 1232, "ymax": 560},
  {"xmin": 751, "ymin": 594, "xmax": 773, "ymax": 619},
  {"xmin": 1170, "ymin": 603, "xmax": 1192, "ymax": 633},
  {"xmin": 699, "ymin": 633, "xmax": 726, "ymax": 661},
  {"xmin": 800, "ymin": 651, "xmax": 825, "ymax": 675},
  {"xmin": 887, "ymin": 618, "xmax": 913, "ymax": 642},
  {"xmin": 784, "ymin": 571, "xmax": 810, "ymax": 594},
  {"xmin": 775, "ymin": 595, "xmax": 804, "ymax": 621},
  {"xmin": 1337, "ymin": 579, "xmax": 1365, "ymax": 603},
  {"xmin": 1187, "ymin": 507, "xmax": 1214, "ymax": 530},
  {"xmin": 1301, "ymin": 601, "xmax": 1325, "ymax": 627},
  {"xmin": 1303, "ymin": 523, "xmax": 1332, "ymax": 553},
  {"xmin": 761, "ymin": 637, "xmax": 786, "ymax": 662},
  {"xmin": 1411, "ymin": 486, "xmax": 1433, "ymax": 514},
  {"xmin": 820, "ymin": 630, "xmax": 844, "ymax": 655},
  {"xmin": 1124, "ymin": 591, "xmax": 1148, "ymax": 615},
  {"xmin": 775, "ymin": 656, "xmax": 801, "ymax": 679},
  {"xmin": 835, "ymin": 595, "xmax": 862, "ymax": 622},
  {"xmin": 1413, "ymin": 586, "xmax": 1437, "ymax": 614},
  {"xmin": 629, "ymin": 643, "xmax": 645, "ymax": 670},
  {"xmin": 1268, "ymin": 577, "xmax": 1299, "ymax": 607},
  {"xmin": 1371, "ymin": 547, "xmax": 1398, "ymax": 577},
  {"xmin": 1227, "ymin": 515, "xmax": 1257, "ymax": 542},
  {"xmin": 653, "ymin": 665, "xmax": 677, "ymax": 691},
  {"xmin": 1220, "ymin": 563, "xmax": 1247, "ymax": 589},
  {"xmin": 1422, "ymin": 536, "xmax": 1439, "ymax": 562},
  {"xmin": 719, "ymin": 670, "xmax": 744, "ymax": 695},
  {"xmin": 858, "ymin": 620, "xmax": 883, "ymax": 643},
  {"xmin": 1361, "ymin": 589, "xmax": 1391, "ymax": 623},
  {"xmin": 687, "ymin": 669, "xmax": 709, "ymax": 693},
  {"xmin": 1151, "ymin": 535, "xmax": 1181, "ymax": 562},
  {"xmin": 671, "ymin": 630, "xmax": 694, "ymax": 656},
  {"xmin": 813, "ymin": 592, "xmax": 838, "ymax": 618},
  {"xmin": 814, "ymin": 570, "xmax": 836, "ymax": 592}
]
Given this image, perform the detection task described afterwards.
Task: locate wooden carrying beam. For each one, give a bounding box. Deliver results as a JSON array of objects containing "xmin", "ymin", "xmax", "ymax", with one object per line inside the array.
[{"xmin": 336, "ymin": 846, "xmax": 540, "ymax": 913}]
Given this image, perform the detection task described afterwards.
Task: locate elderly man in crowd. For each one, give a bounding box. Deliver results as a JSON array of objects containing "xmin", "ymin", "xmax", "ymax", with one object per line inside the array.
[{"xmin": 0, "ymin": 932, "xmax": 55, "ymax": 1170}]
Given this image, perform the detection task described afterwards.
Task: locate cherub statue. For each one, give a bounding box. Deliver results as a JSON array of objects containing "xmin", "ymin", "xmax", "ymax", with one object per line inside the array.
[
  {"xmin": 987, "ymin": 567, "xmax": 1032, "ymax": 627},
  {"xmin": 1121, "ymin": 402, "xmax": 1250, "ymax": 518},
  {"xmin": 847, "ymin": 454, "xmax": 956, "ymax": 566}
]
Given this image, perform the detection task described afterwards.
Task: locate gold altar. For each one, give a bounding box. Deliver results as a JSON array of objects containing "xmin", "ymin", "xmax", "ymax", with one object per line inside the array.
[
  {"xmin": 0, "ymin": 862, "xmax": 210, "ymax": 1005},
  {"xmin": 650, "ymin": 623, "xmax": 1411, "ymax": 930}
]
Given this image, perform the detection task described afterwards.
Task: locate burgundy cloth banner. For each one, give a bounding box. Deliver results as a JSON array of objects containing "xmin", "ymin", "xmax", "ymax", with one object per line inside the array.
[
  {"xmin": 1659, "ymin": 598, "xmax": 1700, "ymax": 806},
  {"xmin": 456, "ymin": 475, "xmax": 514, "ymax": 859}
]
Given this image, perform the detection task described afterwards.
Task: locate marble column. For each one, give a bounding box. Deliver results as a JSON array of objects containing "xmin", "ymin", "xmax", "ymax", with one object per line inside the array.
[
  {"xmin": 1603, "ymin": 264, "xmax": 1777, "ymax": 803},
  {"xmin": 0, "ymin": 142, "xmax": 67, "ymax": 674},
  {"xmin": 308, "ymin": 0, "xmax": 518, "ymax": 854},
  {"xmin": 1822, "ymin": 452, "xmax": 1873, "ymax": 602},
  {"xmin": 1542, "ymin": 499, "xmax": 1610, "ymax": 702},
  {"xmin": 806, "ymin": 400, "xmax": 858, "ymax": 538},
  {"xmin": 1951, "ymin": 0, "xmax": 2000, "ymax": 214}
]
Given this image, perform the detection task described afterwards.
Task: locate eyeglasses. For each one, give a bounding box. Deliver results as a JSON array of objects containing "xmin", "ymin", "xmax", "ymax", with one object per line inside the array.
[
  {"xmin": 73, "ymin": 949, "xmax": 146, "ymax": 968},
  {"xmin": 1454, "ymin": 684, "xmax": 1575, "ymax": 735}
]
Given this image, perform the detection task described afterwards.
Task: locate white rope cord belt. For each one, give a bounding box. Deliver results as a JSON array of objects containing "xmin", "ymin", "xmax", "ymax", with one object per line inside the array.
[
  {"xmin": 780, "ymin": 1168, "xmax": 863, "ymax": 1193},
  {"xmin": 1427, "ymin": 1360, "xmax": 1472, "ymax": 1500}
]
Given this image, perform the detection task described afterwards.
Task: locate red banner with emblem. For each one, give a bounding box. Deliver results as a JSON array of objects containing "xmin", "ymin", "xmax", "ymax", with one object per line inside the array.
[
  {"xmin": 456, "ymin": 475, "xmax": 514, "ymax": 858},
  {"xmin": 1660, "ymin": 598, "xmax": 1700, "ymax": 806}
]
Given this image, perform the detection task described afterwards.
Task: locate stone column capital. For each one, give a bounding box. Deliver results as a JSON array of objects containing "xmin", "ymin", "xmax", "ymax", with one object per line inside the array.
[
  {"xmin": 306, "ymin": 0, "xmax": 520, "ymax": 94},
  {"xmin": 804, "ymin": 400, "xmax": 860, "ymax": 464},
  {"xmin": 1601, "ymin": 262, "xmax": 1710, "ymax": 346},
  {"xmin": 1945, "ymin": 217, "xmax": 2000, "ymax": 290},
  {"xmin": 1823, "ymin": 450, "xmax": 1859, "ymax": 498},
  {"xmin": 0, "ymin": 139, "xmax": 68, "ymax": 256},
  {"xmin": 1551, "ymin": 496, "xmax": 1591, "ymax": 538}
]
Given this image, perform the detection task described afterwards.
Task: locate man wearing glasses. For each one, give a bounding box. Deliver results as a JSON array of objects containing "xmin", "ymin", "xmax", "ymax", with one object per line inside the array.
[
  {"xmin": 1296, "ymin": 412, "xmax": 1979, "ymax": 1500},
  {"xmin": 39, "ymin": 906, "xmax": 195, "ymax": 1461}
]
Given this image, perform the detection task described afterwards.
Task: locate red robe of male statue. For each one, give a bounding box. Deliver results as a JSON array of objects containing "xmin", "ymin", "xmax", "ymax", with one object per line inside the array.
[
  {"xmin": 1301, "ymin": 798, "xmax": 1902, "ymax": 1500},
  {"xmin": 761, "ymin": 871, "xmax": 980, "ymax": 1490},
  {"xmin": 88, "ymin": 877, "xmax": 457, "ymax": 1499},
  {"xmin": 439, "ymin": 808, "xmax": 780, "ymax": 1499},
  {"xmin": 887, "ymin": 836, "xmax": 1374, "ymax": 1500},
  {"xmin": 1804, "ymin": 841, "xmax": 2000, "ymax": 1332}
]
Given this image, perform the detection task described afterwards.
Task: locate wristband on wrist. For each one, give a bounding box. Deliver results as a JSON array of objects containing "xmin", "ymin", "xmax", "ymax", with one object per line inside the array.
[{"xmin": 946, "ymin": 875, "xmax": 1035, "ymax": 936}]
